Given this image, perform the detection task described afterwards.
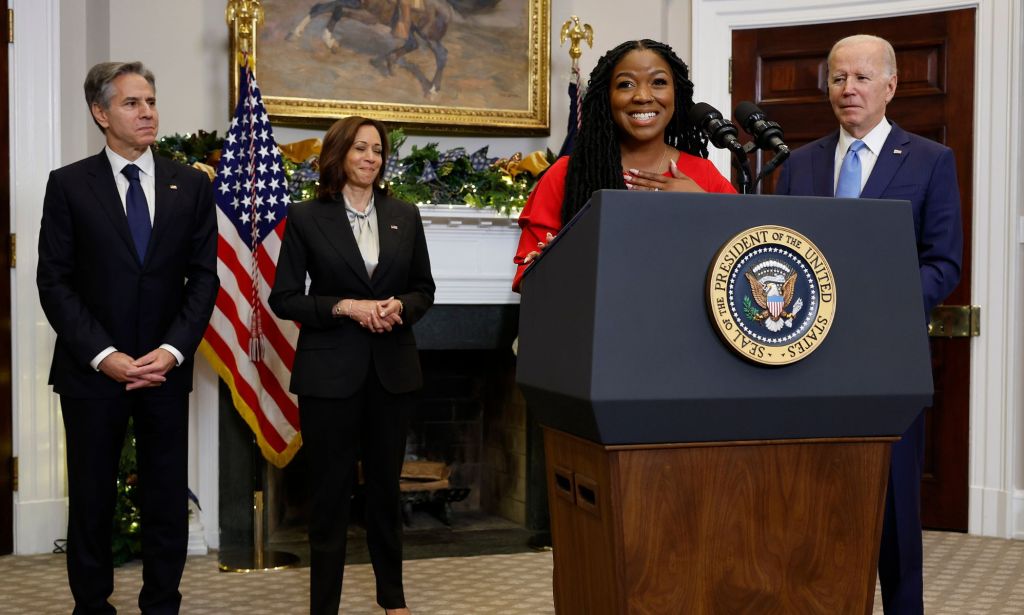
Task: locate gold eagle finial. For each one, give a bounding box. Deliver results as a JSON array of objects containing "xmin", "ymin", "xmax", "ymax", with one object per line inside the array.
[
  {"xmin": 226, "ymin": 0, "xmax": 264, "ymax": 56},
  {"xmin": 560, "ymin": 16, "xmax": 594, "ymax": 71}
]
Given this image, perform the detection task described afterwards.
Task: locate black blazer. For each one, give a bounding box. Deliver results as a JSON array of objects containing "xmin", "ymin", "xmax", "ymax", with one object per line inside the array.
[
  {"xmin": 36, "ymin": 150, "xmax": 219, "ymax": 398},
  {"xmin": 269, "ymin": 193, "xmax": 435, "ymax": 398}
]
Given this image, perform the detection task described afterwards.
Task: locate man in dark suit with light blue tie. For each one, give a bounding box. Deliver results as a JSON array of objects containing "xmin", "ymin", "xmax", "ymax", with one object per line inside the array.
[
  {"xmin": 774, "ymin": 34, "xmax": 962, "ymax": 615},
  {"xmin": 36, "ymin": 61, "xmax": 218, "ymax": 614}
]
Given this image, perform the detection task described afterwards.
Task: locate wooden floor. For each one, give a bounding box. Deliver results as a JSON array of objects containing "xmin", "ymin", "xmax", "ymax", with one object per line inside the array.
[{"xmin": 1, "ymin": 531, "xmax": 1023, "ymax": 614}]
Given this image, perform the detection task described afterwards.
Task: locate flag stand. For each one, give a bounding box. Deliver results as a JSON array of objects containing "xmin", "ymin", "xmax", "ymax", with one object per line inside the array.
[
  {"xmin": 219, "ymin": 439, "xmax": 299, "ymax": 573},
  {"xmin": 217, "ymin": 2, "xmax": 301, "ymax": 572},
  {"xmin": 217, "ymin": 490, "xmax": 299, "ymax": 572}
]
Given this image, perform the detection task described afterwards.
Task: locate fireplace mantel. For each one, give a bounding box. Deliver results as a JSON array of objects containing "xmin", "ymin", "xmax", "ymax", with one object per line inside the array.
[{"xmin": 419, "ymin": 205, "xmax": 521, "ymax": 305}]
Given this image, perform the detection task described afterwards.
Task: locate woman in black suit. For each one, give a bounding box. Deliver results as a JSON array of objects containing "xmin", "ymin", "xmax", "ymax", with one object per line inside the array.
[{"xmin": 269, "ymin": 116, "xmax": 434, "ymax": 615}]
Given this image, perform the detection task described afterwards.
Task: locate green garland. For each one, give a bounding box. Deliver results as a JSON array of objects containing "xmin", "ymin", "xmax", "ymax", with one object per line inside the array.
[
  {"xmin": 383, "ymin": 129, "xmax": 540, "ymax": 215},
  {"xmin": 154, "ymin": 129, "xmax": 548, "ymax": 214}
]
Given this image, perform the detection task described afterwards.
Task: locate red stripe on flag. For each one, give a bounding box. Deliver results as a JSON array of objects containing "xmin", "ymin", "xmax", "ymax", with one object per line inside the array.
[
  {"xmin": 203, "ymin": 324, "xmax": 289, "ymax": 452},
  {"xmin": 213, "ymin": 290, "xmax": 298, "ymax": 423},
  {"xmin": 216, "ymin": 234, "xmax": 296, "ymax": 367}
]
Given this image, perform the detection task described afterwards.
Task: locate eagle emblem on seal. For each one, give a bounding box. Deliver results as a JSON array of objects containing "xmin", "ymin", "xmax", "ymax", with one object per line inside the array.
[{"xmin": 744, "ymin": 260, "xmax": 804, "ymax": 333}]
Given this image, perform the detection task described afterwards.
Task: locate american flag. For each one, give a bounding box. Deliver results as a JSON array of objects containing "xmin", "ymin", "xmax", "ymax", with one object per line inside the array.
[{"xmin": 199, "ymin": 61, "xmax": 301, "ymax": 468}]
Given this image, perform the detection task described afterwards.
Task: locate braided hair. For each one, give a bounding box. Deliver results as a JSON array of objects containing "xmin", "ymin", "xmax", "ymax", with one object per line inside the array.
[{"xmin": 561, "ymin": 39, "xmax": 709, "ymax": 224}]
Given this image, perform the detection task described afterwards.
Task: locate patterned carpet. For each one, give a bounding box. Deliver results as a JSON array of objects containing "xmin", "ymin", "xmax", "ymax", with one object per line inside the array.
[{"xmin": 1, "ymin": 531, "xmax": 1022, "ymax": 614}]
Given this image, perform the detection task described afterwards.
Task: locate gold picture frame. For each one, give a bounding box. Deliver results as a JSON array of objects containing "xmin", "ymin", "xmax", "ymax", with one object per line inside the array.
[{"xmin": 228, "ymin": 0, "xmax": 550, "ymax": 133}]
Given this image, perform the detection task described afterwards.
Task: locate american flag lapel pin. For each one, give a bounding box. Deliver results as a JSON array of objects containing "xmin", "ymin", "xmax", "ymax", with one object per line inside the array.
[
  {"xmin": 170, "ymin": 184, "xmax": 178, "ymax": 190},
  {"xmin": 390, "ymin": 224, "xmax": 399, "ymax": 230},
  {"xmin": 892, "ymin": 149, "xmax": 902, "ymax": 155}
]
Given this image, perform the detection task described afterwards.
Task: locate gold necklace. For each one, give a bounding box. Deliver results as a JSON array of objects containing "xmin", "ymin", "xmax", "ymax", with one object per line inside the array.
[
  {"xmin": 658, "ymin": 145, "xmax": 673, "ymax": 173},
  {"xmin": 624, "ymin": 145, "xmax": 672, "ymax": 174}
]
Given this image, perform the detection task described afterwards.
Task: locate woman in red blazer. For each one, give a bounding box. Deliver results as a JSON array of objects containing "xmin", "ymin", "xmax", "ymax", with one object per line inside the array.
[
  {"xmin": 513, "ymin": 39, "xmax": 736, "ymax": 292},
  {"xmin": 270, "ymin": 116, "xmax": 434, "ymax": 615}
]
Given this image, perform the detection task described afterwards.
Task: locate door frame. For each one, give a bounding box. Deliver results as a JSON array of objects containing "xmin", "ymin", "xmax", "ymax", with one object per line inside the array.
[
  {"xmin": 692, "ymin": 0, "xmax": 1024, "ymax": 539},
  {"xmin": 1, "ymin": 2, "xmax": 12, "ymax": 556},
  {"xmin": 9, "ymin": 0, "xmax": 68, "ymax": 554}
]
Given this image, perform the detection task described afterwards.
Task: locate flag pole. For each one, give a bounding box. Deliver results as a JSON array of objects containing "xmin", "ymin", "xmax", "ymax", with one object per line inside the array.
[
  {"xmin": 219, "ymin": 0, "xmax": 299, "ymax": 574},
  {"xmin": 556, "ymin": 15, "xmax": 593, "ymax": 158}
]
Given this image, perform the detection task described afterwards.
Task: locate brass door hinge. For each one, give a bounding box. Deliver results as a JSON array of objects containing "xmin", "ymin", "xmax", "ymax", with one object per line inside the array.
[
  {"xmin": 7, "ymin": 8, "xmax": 12, "ymax": 44},
  {"xmin": 728, "ymin": 57, "xmax": 733, "ymax": 94},
  {"xmin": 11, "ymin": 456, "xmax": 16, "ymax": 492},
  {"xmin": 9, "ymin": 233, "xmax": 14, "ymax": 268},
  {"xmin": 928, "ymin": 305, "xmax": 980, "ymax": 337}
]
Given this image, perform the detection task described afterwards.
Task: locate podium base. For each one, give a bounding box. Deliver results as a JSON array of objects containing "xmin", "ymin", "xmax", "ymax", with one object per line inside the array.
[
  {"xmin": 544, "ymin": 427, "xmax": 895, "ymax": 614},
  {"xmin": 218, "ymin": 549, "xmax": 300, "ymax": 573}
]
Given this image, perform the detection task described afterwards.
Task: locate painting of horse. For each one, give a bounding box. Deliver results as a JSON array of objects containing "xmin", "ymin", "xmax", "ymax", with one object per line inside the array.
[
  {"xmin": 253, "ymin": 0, "xmax": 549, "ymax": 131},
  {"xmin": 285, "ymin": 0, "xmax": 453, "ymax": 97}
]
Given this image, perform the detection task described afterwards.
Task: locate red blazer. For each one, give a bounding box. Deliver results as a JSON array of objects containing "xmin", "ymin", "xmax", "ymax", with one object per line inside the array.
[{"xmin": 512, "ymin": 153, "xmax": 736, "ymax": 291}]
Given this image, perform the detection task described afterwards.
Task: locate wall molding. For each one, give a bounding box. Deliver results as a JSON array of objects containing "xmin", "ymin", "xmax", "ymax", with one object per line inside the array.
[
  {"xmin": 10, "ymin": 0, "xmax": 67, "ymax": 554},
  {"xmin": 420, "ymin": 205, "xmax": 521, "ymax": 305}
]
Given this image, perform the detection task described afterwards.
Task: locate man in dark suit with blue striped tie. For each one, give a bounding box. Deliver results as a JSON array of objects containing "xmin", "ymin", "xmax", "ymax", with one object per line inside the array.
[
  {"xmin": 36, "ymin": 61, "xmax": 218, "ymax": 614},
  {"xmin": 775, "ymin": 34, "xmax": 962, "ymax": 615}
]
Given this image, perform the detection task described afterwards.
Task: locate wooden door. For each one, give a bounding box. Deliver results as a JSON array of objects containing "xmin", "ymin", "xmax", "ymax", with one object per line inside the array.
[
  {"xmin": 732, "ymin": 9, "xmax": 974, "ymax": 531},
  {"xmin": 1, "ymin": 5, "xmax": 13, "ymax": 554}
]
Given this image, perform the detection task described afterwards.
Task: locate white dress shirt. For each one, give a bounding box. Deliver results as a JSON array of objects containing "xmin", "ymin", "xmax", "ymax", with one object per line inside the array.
[{"xmin": 105, "ymin": 146, "xmax": 156, "ymax": 223}]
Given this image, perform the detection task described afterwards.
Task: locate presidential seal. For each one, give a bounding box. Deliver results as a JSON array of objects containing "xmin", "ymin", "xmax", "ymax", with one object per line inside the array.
[{"xmin": 707, "ymin": 225, "xmax": 836, "ymax": 365}]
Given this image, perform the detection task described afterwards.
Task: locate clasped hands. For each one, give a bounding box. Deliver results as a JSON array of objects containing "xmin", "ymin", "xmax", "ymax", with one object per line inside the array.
[
  {"xmin": 623, "ymin": 159, "xmax": 706, "ymax": 193},
  {"xmin": 339, "ymin": 297, "xmax": 403, "ymax": 333},
  {"xmin": 99, "ymin": 348, "xmax": 176, "ymax": 391}
]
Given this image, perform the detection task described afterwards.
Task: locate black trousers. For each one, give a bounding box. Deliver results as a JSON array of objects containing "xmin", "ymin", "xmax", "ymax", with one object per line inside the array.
[
  {"xmin": 61, "ymin": 393, "xmax": 189, "ymax": 615},
  {"xmin": 300, "ymin": 370, "xmax": 411, "ymax": 614}
]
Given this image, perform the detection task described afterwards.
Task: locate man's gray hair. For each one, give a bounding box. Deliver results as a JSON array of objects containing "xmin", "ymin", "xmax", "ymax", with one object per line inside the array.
[
  {"xmin": 83, "ymin": 61, "xmax": 156, "ymax": 131},
  {"xmin": 828, "ymin": 34, "xmax": 898, "ymax": 76}
]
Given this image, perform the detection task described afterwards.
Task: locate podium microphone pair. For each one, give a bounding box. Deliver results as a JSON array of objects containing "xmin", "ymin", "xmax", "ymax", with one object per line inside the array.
[{"xmin": 687, "ymin": 101, "xmax": 791, "ymax": 192}]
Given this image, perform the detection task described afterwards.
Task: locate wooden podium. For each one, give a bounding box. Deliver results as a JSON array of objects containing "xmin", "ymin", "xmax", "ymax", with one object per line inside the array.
[{"xmin": 516, "ymin": 192, "xmax": 933, "ymax": 615}]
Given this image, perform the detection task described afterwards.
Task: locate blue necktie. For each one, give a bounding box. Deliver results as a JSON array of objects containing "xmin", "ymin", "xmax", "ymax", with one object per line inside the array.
[
  {"xmin": 121, "ymin": 163, "xmax": 151, "ymax": 262},
  {"xmin": 835, "ymin": 139, "xmax": 867, "ymax": 198}
]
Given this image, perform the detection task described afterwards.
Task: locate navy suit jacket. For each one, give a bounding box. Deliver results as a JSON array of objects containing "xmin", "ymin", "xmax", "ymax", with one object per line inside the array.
[
  {"xmin": 269, "ymin": 193, "xmax": 435, "ymax": 399},
  {"xmin": 36, "ymin": 150, "xmax": 219, "ymax": 398},
  {"xmin": 775, "ymin": 122, "xmax": 963, "ymax": 314}
]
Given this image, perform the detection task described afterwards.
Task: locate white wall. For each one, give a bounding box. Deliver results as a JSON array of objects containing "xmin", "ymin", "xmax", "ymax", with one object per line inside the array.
[{"xmin": 59, "ymin": 0, "xmax": 108, "ymax": 162}]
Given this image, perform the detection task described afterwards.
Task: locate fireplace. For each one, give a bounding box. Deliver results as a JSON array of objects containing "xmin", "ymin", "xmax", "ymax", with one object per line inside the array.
[{"xmin": 213, "ymin": 205, "xmax": 544, "ymax": 554}]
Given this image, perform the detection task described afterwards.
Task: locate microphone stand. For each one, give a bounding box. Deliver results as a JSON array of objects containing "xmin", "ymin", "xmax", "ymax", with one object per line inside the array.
[
  {"xmin": 753, "ymin": 146, "xmax": 790, "ymax": 192},
  {"xmin": 730, "ymin": 142, "xmax": 755, "ymax": 194}
]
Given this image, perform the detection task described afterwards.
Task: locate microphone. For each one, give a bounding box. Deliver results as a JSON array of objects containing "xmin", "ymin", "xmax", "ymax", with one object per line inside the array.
[
  {"xmin": 688, "ymin": 102, "xmax": 745, "ymax": 154},
  {"xmin": 734, "ymin": 101, "xmax": 790, "ymax": 155}
]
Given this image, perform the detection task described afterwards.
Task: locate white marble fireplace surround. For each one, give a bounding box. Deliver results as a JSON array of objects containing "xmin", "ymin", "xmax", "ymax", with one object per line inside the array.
[
  {"xmin": 189, "ymin": 205, "xmax": 522, "ymax": 551},
  {"xmin": 416, "ymin": 205, "xmax": 523, "ymax": 306}
]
